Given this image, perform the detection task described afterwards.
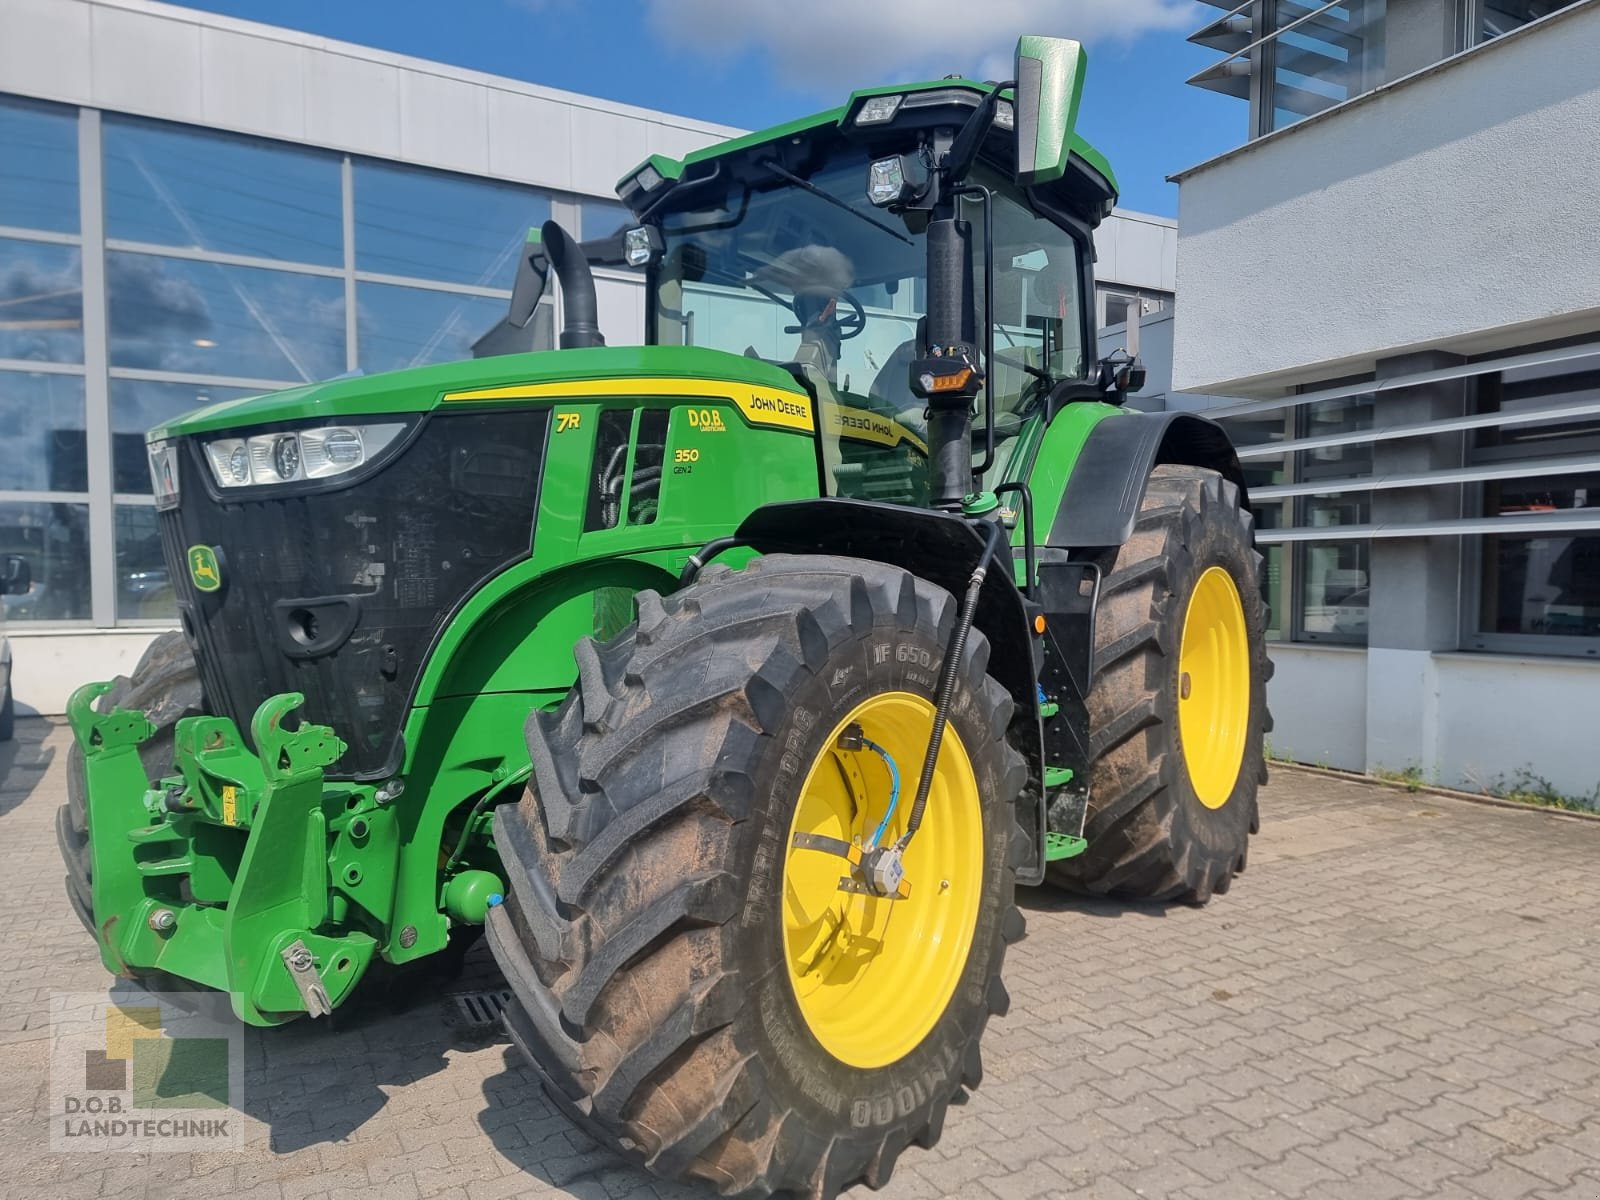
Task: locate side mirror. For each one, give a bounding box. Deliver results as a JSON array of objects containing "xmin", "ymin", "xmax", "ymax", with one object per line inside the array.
[
  {"xmin": 2, "ymin": 554, "xmax": 31, "ymax": 596},
  {"xmin": 506, "ymin": 228, "xmax": 551, "ymax": 329},
  {"xmin": 1013, "ymin": 35, "xmax": 1087, "ymax": 189},
  {"xmin": 1096, "ymin": 356, "xmax": 1146, "ymax": 400}
]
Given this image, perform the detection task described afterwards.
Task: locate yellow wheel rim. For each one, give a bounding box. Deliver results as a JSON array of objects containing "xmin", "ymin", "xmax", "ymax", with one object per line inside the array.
[
  {"xmin": 781, "ymin": 691, "xmax": 983, "ymax": 1069},
  {"xmin": 1177, "ymin": 565, "xmax": 1251, "ymax": 809}
]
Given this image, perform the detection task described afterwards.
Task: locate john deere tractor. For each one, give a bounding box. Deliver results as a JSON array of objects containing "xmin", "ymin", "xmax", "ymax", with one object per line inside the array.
[{"xmin": 59, "ymin": 36, "xmax": 1267, "ymax": 1199}]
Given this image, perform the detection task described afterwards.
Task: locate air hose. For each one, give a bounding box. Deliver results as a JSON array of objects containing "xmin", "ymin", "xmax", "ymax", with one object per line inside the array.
[
  {"xmin": 897, "ymin": 517, "xmax": 1006, "ymax": 849},
  {"xmin": 862, "ymin": 737, "xmax": 902, "ymax": 848}
]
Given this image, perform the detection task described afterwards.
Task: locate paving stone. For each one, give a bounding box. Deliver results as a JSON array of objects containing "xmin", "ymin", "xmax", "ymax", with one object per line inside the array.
[{"xmin": 6, "ymin": 722, "xmax": 1600, "ymax": 1200}]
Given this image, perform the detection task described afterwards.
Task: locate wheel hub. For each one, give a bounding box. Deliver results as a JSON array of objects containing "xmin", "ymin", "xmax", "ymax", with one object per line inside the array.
[
  {"xmin": 781, "ymin": 691, "xmax": 982, "ymax": 1069},
  {"xmin": 1177, "ymin": 565, "xmax": 1251, "ymax": 808}
]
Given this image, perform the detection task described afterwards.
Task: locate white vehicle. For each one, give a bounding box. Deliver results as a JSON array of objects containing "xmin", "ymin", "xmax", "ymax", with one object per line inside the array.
[{"xmin": 0, "ymin": 555, "xmax": 31, "ymax": 741}]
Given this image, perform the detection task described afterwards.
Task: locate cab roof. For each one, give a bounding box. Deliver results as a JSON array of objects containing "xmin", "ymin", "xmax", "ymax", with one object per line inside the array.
[{"xmin": 618, "ymin": 77, "xmax": 1119, "ymax": 228}]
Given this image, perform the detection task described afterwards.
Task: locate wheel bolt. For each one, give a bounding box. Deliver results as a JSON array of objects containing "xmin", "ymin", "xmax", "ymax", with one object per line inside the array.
[{"xmin": 1180, "ymin": 672, "xmax": 1192, "ymax": 700}]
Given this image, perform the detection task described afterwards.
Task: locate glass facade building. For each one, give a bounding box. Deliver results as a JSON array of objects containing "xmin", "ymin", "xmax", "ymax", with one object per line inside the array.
[
  {"xmin": 0, "ymin": 0, "xmax": 719, "ymax": 676},
  {"xmin": 0, "ymin": 96, "xmax": 611, "ymax": 626}
]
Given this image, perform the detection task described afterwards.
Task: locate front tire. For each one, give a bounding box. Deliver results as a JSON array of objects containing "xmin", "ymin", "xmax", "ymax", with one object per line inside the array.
[
  {"xmin": 488, "ymin": 555, "xmax": 1026, "ymax": 1199},
  {"xmin": 1048, "ymin": 464, "xmax": 1269, "ymax": 903},
  {"xmin": 59, "ymin": 631, "xmax": 202, "ymax": 936}
]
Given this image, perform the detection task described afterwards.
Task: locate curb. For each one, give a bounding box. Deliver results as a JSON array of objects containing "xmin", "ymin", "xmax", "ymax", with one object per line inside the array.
[{"xmin": 1270, "ymin": 760, "xmax": 1600, "ymax": 824}]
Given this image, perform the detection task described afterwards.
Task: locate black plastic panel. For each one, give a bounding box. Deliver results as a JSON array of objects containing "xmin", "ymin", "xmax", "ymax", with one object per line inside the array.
[{"xmin": 161, "ymin": 410, "xmax": 548, "ymax": 778}]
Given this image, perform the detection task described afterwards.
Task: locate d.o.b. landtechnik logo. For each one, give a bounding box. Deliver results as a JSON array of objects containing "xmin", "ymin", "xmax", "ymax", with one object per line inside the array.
[{"xmin": 48, "ymin": 988, "xmax": 243, "ymax": 1152}]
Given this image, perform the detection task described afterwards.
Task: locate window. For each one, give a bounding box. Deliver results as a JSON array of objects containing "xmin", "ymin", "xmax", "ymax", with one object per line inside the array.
[
  {"xmin": 1264, "ymin": 0, "xmax": 1387, "ymax": 133},
  {"xmin": 1469, "ymin": 357, "xmax": 1600, "ymax": 652},
  {"xmin": 1476, "ymin": 0, "xmax": 1584, "ymax": 42},
  {"xmin": 104, "ymin": 117, "xmax": 342, "ymax": 266},
  {"xmin": 0, "ymin": 96, "xmax": 78, "ymax": 234},
  {"xmin": 115, "ymin": 503, "xmax": 173, "ymax": 620},
  {"xmin": 1222, "ymin": 412, "xmax": 1290, "ymax": 638},
  {"xmin": 0, "ymin": 500, "xmax": 90, "ymax": 621},
  {"xmin": 355, "ymin": 283, "xmax": 507, "ymax": 374},
  {"xmin": 110, "ymin": 379, "xmax": 260, "ymax": 493},
  {"xmin": 353, "ymin": 160, "xmax": 550, "ymax": 289},
  {"xmin": 1292, "ymin": 395, "xmax": 1372, "ymax": 642},
  {"xmin": 0, "ymin": 238, "xmax": 83, "ymax": 363},
  {"xmin": 0, "ymin": 371, "xmax": 86, "ymax": 492},
  {"xmin": 106, "ymin": 250, "xmax": 344, "ymax": 381},
  {"xmin": 0, "ymin": 102, "xmax": 559, "ymax": 628},
  {"xmin": 1218, "ymin": 393, "xmax": 1372, "ymax": 643},
  {"xmin": 578, "ymin": 198, "xmax": 630, "ymax": 239},
  {"xmin": 1478, "ymin": 476, "xmax": 1599, "ymax": 644},
  {"xmin": 1097, "ymin": 286, "xmax": 1170, "ymax": 331}
]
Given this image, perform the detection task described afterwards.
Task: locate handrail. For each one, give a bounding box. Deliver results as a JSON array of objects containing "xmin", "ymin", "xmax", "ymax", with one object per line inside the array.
[
  {"xmin": 1185, "ymin": 0, "xmax": 1350, "ymax": 85},
  {"xmin": 1255, "ymin": 510, "xmax": 1600, "ymax": 543},
  {"xmin": 1207, "ymin": 340, "xmax": 1600, "ymax": 422},
  {"xmin": 1251, "ymin": 454, "xmax": 1600, "ymax": 500},
  {"xmin": 1235, "ymin": 398, "xmax": 1600, "ymax": 459}
]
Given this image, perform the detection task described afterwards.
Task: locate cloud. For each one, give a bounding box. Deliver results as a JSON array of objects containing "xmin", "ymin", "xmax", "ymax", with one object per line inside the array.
[
  {"xmin": 643, "ymin": 0, "xmax": 1193, "ymax": 92},
  {"xmin": 0, "ymin": 250, "xmax": 84, "ymax": 361}
]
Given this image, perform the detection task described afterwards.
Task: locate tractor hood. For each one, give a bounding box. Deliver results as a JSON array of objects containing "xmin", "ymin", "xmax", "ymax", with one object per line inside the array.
[{"xmin": 146, "ymin": 346, "xmax": 809, "ymax": 444}]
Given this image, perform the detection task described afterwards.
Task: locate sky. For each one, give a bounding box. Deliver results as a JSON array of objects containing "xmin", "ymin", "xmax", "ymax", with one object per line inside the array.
[{"xmin": 169, "ymin": 0, "xmax": 1244, "ymax": 218}]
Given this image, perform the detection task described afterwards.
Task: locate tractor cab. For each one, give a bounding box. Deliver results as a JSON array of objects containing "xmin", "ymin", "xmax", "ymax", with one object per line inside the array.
[{"xmin": 508, "ymin": 65, "xmax": 1125, "ymax": 510}]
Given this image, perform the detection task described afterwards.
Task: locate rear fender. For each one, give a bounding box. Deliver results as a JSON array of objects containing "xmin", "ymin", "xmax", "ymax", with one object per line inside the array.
[{"xmin": 1046, "ymin": 410, "xmax": 1250, "ymax": 548}]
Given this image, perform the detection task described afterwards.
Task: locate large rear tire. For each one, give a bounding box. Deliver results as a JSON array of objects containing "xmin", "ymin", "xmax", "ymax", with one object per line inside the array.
[
  {"xmin": 59, "ymin": 630, "xmax": 203, "ymax": 936},
  {"xmin": 1048, "ymin": 464, "xmax": 1269, "ymax": 903},
  {"xmin": 488, "ymin": 555, "xmax": 1026, "ymax": 1199}
]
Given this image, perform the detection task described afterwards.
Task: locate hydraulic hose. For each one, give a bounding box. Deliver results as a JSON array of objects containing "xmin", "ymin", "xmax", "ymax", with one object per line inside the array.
[{"xmin": 899, "ymin": 517, "xmax": 1006, "ymax": 846}]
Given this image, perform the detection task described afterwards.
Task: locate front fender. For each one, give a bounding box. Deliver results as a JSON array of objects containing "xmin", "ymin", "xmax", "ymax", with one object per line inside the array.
[{"xmin": 736, "ymin": 498, "xmax": 1048, "ymax": 885}]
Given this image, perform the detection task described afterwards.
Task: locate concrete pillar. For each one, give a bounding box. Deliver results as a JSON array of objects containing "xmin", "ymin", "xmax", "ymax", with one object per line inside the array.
[
  {"xmin": 1383, "ymin": 0, "xmax": 1462, "ymax": 81},
  {"xmin": 1363, "ymin": 350, "xmax": 1469, "ymax": 779}
]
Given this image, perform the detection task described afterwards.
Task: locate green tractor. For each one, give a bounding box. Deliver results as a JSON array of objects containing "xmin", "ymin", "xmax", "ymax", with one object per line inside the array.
[{"xmin": 59, "ymin": 35, "xmax": 1268, "ymax": 1199}]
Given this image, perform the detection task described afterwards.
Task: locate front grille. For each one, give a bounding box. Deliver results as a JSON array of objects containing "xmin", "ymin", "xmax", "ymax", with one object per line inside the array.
[{"xmin": 161, "ymin": 410, "xmax": 549, "ymax": 778}]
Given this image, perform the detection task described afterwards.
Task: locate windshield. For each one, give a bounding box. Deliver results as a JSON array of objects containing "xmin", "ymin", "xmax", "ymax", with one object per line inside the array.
[{"xmin": 650, "ymin": 148, "xmax": 1087, "ymax": 496}]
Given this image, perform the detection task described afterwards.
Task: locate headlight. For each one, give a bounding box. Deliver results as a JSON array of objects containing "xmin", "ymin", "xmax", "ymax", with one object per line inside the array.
[
  {"xmin": 148, "ymin": 440, "xmax": 181, "ymax": 510},
  {"xmin": 623, "ymin": 226, "xmax": 656, "ymax": 268},
  {"xmin": 855, "ymin": 94, "xmax": 903, "ymax": 125},
  {"xmin": 203, "ymin": 423, "xmax": 407, "ymax": 489},
  {"xmin": 867, "ymin": 157, "xmax": 906, "ymax": 207},
  {"xmin": 867, "ymin": 154, "xmax": 929, "ymax": 209}
]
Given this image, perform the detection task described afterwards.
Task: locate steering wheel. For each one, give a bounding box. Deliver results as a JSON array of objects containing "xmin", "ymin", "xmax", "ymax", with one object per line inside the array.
[
  {"xmin": 831, "ymin": 290, "xmax": 868, "ymax": 340},
  {"xmin": 770, "ymin": 286, "xmax": 868, "ymax": 341}
]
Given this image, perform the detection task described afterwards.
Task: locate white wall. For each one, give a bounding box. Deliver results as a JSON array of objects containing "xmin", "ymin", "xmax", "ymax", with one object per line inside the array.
[
  {"xmin": 1263, "ymin": 644, "xmax": 1368, "ymax": 771},
  {"xmin": 1094, "ymin": 210, "xmax": 1177, "ymax": 294},
  {"xmin": 1432, "ymin": 652, "xmax": 1600, "ymax": 799},
  {"xmin": 1172, "ymin": 2, "xmax": 1600, "ymax": 397},
  {"xmin": 6, "ymin": 628, "xmax": 168, "ymax": 717},
  {"xmin": 0, "ymin": 0, "xmax": 739, "ymax": 198}
]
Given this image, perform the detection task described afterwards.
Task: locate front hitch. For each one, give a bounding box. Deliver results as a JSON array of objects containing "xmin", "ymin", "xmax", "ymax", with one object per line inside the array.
[{"xmin": 67, "ymin": 685, "xmax": 385, "ymax": 1025}]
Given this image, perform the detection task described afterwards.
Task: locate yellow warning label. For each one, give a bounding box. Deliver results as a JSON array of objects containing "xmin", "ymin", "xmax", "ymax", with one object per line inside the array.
[{"xmin": 221, "ymin": 785, "xmax": 238, "ymax": 826}]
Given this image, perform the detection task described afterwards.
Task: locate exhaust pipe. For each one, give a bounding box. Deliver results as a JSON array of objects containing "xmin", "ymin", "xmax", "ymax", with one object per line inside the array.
[{"xmin": 541, "ymin": 220, "xmax": 605, "ymax": 349}]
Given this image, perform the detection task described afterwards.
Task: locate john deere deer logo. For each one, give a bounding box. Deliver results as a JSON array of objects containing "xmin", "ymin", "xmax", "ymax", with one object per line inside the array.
[{"xmin": 187, "ymin": 545, "xmax": 222, "ymax": 593}]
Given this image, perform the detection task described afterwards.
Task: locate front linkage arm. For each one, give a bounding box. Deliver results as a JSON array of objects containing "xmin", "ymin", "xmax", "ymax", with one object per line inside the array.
[{"xmin": 66, "ymin": 683, "xmax": 387, "ymax": 1025}]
